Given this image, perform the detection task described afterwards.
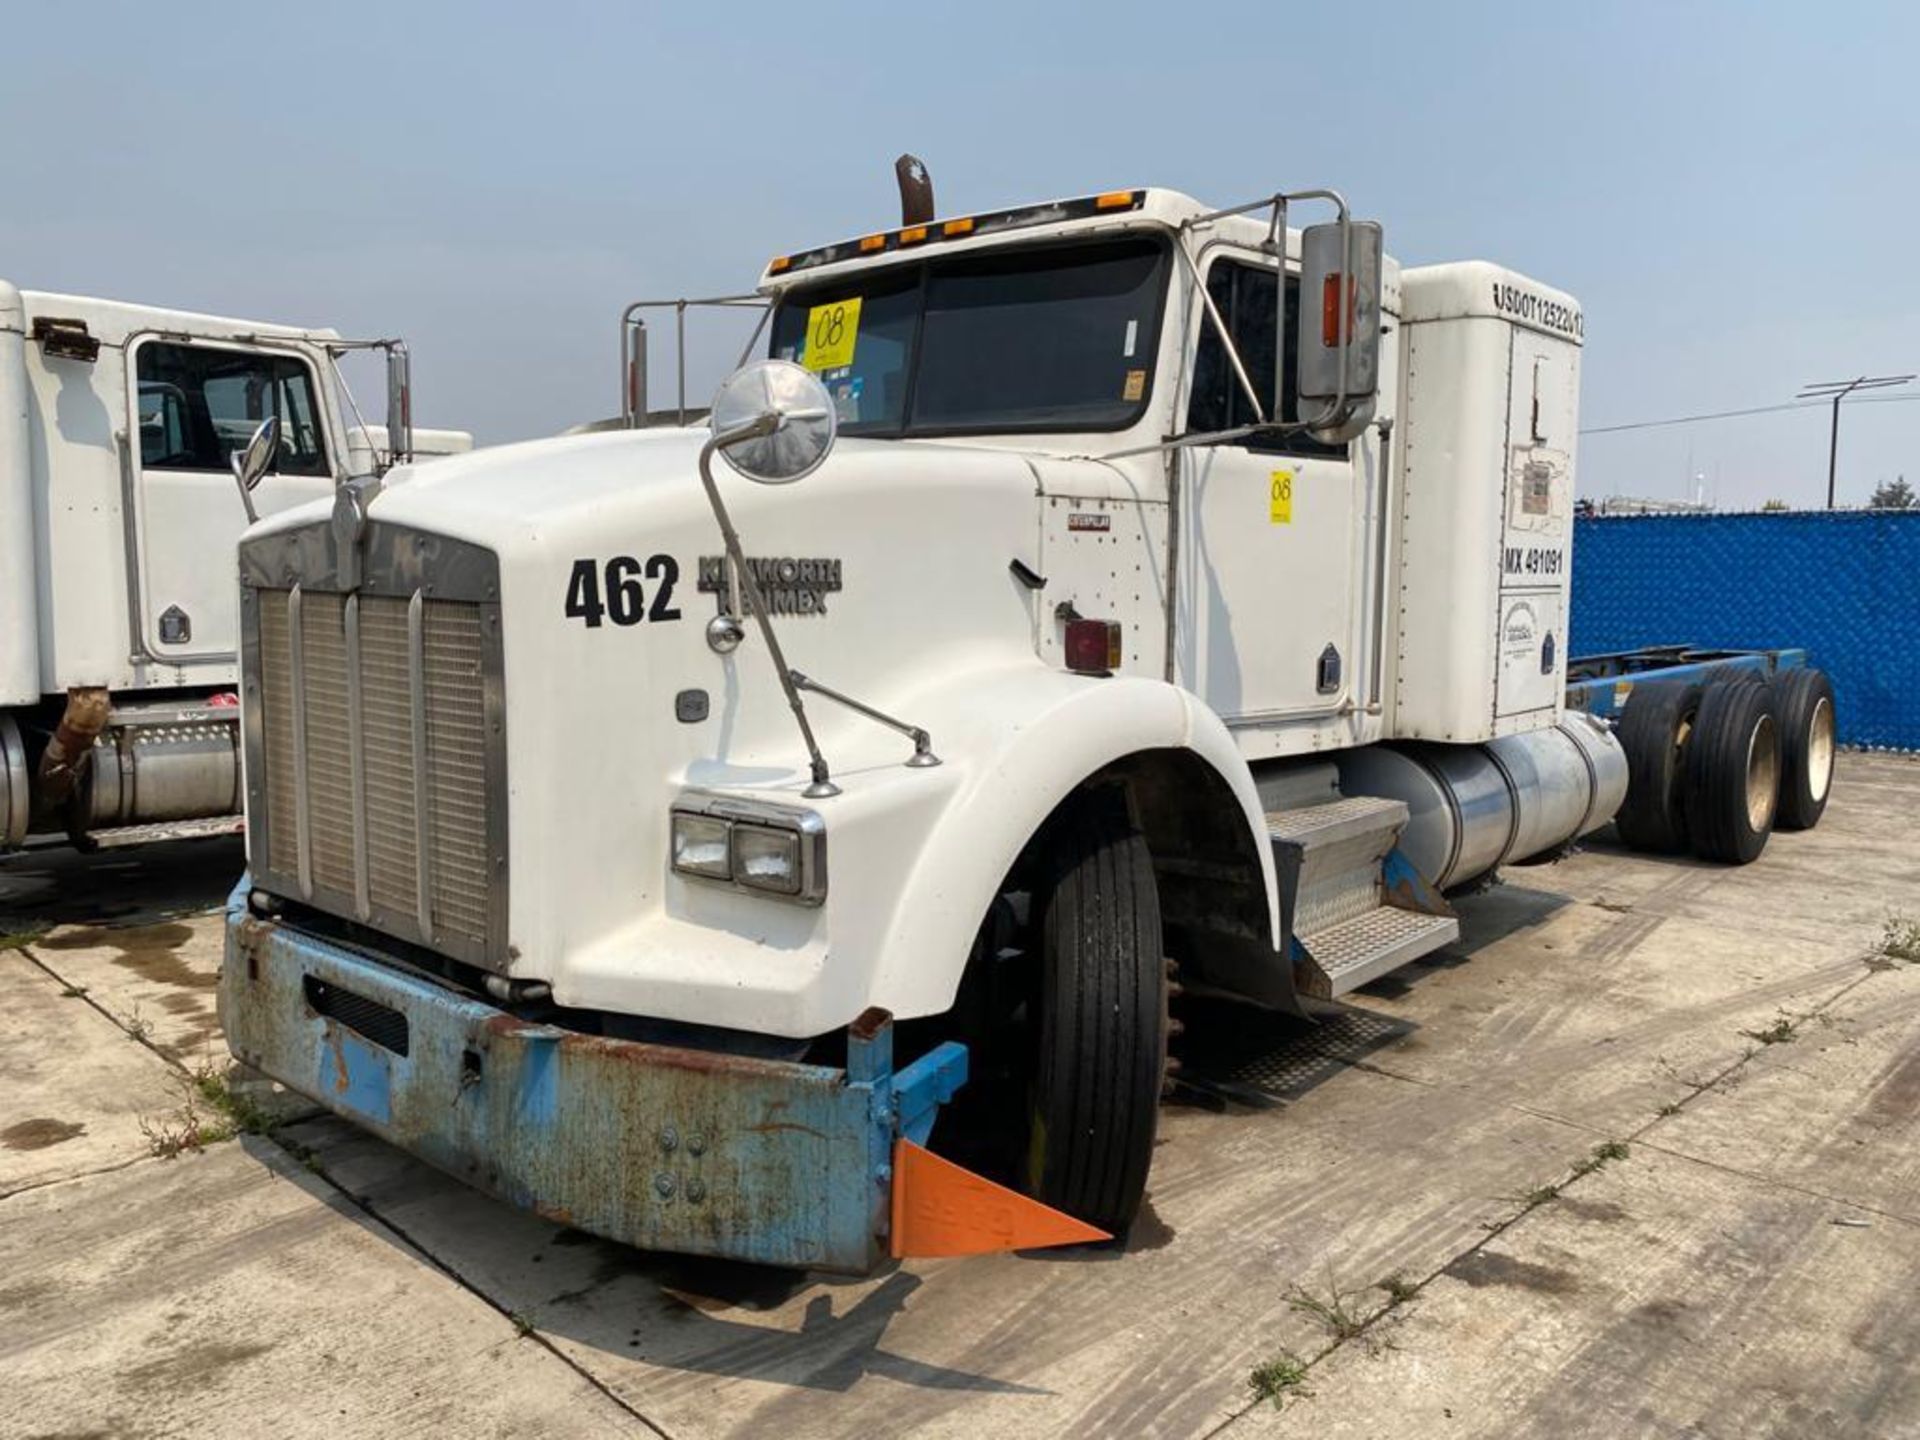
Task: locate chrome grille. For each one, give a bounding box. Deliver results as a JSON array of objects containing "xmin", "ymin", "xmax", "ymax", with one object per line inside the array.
[{"xmin": 242, "ymin": 528, "xmax": 505, "ymax": 971}]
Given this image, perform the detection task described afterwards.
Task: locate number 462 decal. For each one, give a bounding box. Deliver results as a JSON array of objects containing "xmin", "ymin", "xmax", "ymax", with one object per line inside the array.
[{"xmin": 564, "ymin": 555, "xmax": 682, "ymax": 627}]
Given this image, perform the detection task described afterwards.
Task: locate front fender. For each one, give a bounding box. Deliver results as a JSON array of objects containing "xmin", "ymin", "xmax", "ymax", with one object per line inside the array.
[{"xmin": 860, "ymin": 664, "xmax": 1280, "ymax": 1020}]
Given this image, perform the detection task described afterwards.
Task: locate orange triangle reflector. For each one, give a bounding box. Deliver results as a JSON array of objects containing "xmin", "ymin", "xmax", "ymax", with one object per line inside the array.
[{"xmin": 889, "ymin": 1139, "xmax": 1111, "ymax": 1258}]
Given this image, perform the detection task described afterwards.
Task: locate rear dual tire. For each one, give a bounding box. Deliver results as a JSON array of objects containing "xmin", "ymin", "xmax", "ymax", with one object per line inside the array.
[
  {"xmin": 1682, "ymin": 674, "xmax": 1778, "ymax": 865},
  {"xmin": 1614, "ymin": 679, "xmax": 1704, "ymax": 854},
  {"xmin": 1617, "ymin": 668, "xmax": 1824, "ymax": 866},
  {"xmin": 1772, "ymin": 667, "xmax": 1836, "ymax": 831}
]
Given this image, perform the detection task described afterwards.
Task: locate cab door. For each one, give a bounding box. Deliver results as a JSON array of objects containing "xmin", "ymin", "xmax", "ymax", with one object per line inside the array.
[
  {"xmin": 1174, "ymin": 253, "xmax": 1364, "ymax": 723},
  {"xmin": 128, "ymin": 338, "xmax": 335, "ymax": 662}
]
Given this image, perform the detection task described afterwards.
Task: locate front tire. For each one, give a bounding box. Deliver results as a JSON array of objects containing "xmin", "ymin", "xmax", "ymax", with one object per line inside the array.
[{"xmin": 1023, "ymin": 786, "xmax": 1167, "ymax": 1237}]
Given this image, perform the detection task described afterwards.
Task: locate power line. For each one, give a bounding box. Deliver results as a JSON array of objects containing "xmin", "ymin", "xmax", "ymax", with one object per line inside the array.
[{"xmin": 1581, "ymin": 391, "xmax": 1920, "ymax": 436}]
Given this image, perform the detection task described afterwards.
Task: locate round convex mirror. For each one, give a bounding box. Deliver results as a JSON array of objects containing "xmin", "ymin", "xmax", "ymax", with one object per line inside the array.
[
  {"xmin": 233, "ymin": 415, "xmax": 280, "ymax": 492},
  {"xmin": 708, "ymin": 360, "xmax": 837, "ymax": 484}
]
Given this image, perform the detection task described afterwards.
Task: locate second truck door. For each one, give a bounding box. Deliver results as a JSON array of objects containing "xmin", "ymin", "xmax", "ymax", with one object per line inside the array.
[{"xmin": 128, "ymin": 338, "xmax": 335, "ymax": 662}]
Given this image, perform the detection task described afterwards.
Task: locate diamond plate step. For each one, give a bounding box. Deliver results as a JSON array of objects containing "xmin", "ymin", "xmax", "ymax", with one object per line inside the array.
[
  {"xmin": 1267, "ymin": 795, "xmax": 1412, "ymax": 936},
  {"xmin": 1295, "ymin": 905, "xmax": 1461, "ymax": 999},
  {"xmin": 1264, "ymin": 794, "xmax": 1407, "ymax": 850},
  {"xmin": 85, "ymin": 815, "xmax": 245, "ymax": 849}
]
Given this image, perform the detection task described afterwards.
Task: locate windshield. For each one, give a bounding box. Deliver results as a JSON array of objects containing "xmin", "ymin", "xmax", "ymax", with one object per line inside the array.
[{"xmin": 769, "ymin": 236, "xmax": 1169, "ymax": 436}]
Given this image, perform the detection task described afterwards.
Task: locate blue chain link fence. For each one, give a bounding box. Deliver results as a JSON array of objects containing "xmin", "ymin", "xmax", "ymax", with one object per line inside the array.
[{"xmin": 1570, "ymin": 510, "xmax": 1919, "ymax": 750}]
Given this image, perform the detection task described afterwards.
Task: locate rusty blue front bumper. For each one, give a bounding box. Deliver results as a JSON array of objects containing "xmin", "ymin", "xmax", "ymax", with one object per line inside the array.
[{"xmin": 220, "ymin": 880, "xmax": 966, "ymax": 1272}]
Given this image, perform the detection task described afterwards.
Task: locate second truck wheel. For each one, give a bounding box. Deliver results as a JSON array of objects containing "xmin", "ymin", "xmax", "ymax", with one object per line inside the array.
[{"xmin": 1683, "ymin": 678, "xmax": 1780, "ymax": 864}]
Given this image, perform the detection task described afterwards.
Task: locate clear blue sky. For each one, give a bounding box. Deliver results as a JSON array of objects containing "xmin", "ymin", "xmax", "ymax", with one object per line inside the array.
[{"xmin": 5, "ymin": 1, "xmax": 1914, "ymax": 508}]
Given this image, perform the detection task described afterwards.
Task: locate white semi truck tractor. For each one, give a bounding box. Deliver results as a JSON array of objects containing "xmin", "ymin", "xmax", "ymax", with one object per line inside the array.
[
  {"xmin": 222, "ymin": 179, "xmax": 1648, "ymax": 1270},
  {"xmin": 0, "ymin": 285, "xmax": 468, "ymax": 850}
]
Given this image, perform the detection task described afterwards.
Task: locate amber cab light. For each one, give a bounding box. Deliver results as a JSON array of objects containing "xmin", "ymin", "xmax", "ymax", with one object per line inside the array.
[{"xmin": 1064, "ymin": 619, "xmax": 1122, "ymax": 676}]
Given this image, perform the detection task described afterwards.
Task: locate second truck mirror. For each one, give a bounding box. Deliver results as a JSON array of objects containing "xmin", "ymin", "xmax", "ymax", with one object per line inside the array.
[
  {"xmin": 1297, "ymin": 220, "xmax": 1384, "ymax": 426},
  {"xmin": 385, "ymin": 345, "xmax": 414, "ymax": 469}
]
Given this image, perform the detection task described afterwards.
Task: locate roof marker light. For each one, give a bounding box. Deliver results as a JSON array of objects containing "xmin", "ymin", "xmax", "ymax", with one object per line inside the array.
[
  {"xmin": 942, "ymin": 217, "xmax": 975, "ymax": 236},
  {"xmin": 1095, "ymin": 190, "xmax": 1138, "ymax": 210},
  {"xmin": 768, "ymin": 255, "xmax": 792, "ymax": 275},
  {"xmin": 858, "ymin": 233, "xmax": 887, "ymax": 253},
  {"xmin": 898, "ymin": 225, "xmax": 929, "ymax": 245}
]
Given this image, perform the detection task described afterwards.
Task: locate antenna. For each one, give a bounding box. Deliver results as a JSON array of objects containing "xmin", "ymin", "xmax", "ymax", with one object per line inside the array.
[{"xmin": 1797, "ymin": 374, "xmax": 1915, "ymax": 507}]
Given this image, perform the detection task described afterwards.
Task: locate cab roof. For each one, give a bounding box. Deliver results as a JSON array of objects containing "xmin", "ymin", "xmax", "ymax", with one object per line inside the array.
[
  {"xmin": 9, "ymin": 287, "xmax": 341, "ymax": 350},
  {"xmin": 759, "ymin": 187, "xmax": 1291, "ymax": 289},
  {"xmin": 758, "ymin": 186, "xmax": 1403, "ymax": 312}
]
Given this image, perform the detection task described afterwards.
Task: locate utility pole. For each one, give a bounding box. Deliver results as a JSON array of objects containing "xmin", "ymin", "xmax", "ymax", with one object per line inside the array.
[{"xmin": 1798, "ymin": 375, "xmax": 1914, "ymax": 508}]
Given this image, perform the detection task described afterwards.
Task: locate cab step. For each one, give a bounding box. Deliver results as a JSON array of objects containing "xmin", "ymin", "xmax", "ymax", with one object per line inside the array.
[
  {"xmin": 1266, "ymin": 794, "xmax": 1459, "ymax": 1000},
  {"xmin": 83, "ymin": 815, "xmax": 244, "ymax": 850},
  {"xmin": 1294, "ymin": 906, "xmax": 1460, "ymax": 999}
]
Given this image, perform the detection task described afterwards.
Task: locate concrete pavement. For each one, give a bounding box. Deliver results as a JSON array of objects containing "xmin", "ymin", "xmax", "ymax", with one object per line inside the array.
[{"xmin": 3, "ymin": 755, "xmax": 1918, "ymax": 1438}]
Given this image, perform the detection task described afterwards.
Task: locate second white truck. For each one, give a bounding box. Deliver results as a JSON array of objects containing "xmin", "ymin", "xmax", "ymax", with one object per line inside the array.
[{"xmin": 0, "ymin": 285, "xmax": 468, "ymax": 850}]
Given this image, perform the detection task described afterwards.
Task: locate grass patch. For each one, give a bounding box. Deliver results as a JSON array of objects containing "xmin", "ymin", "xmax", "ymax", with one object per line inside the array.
[
  {"xmin": 1249, "ymin": 1349, "xmax": 1311, "ymax": 1408},
  {"xmin": 0, "ymin": 925, "xmax": 49, "ymax": 951},
  {"xmin": 139, "ymin": 1097, "xmax": 235, "ymax": 1159},
  {"xmin": 1286, "ymin": 1270, "xmax": 1370, "ymax": 1342},
  {"xmin": 1505, "ymin": 1181, "xmax": 1561, "ymax": 1210},
  {"xmin": 1570, "ymin": 1140, "xmax": 1630, "ymax": 1179},
  {"xmin": 510, "ymin": 1310, "xmax": 537, "ymax": 1337},
  {"xmin": 1881, "ymin": 914, "xmax": 1920, "ymax": 963},
  {"xmin": 1740, "ymin": 1012, "xmax": 1799, "ymax": 1046},
  {"xmin": 1376, "ymin": 1273, "xmax": 1418, "ymax": 1306},
  {"xmin": 140, "ymin": 1060, "xmax": 277, "ymax": 1160},
  {"xmin": 1657, "ymin": 1102, "xmax": 1682, "ymax": 1117}
]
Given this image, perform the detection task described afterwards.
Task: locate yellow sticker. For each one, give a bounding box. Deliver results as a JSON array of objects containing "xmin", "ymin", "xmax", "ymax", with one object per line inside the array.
[
  {"xmin": 1121, "ymin": 368, "xmax": 1146, "ymax": 402},
  {"xmin": 803, "ymin": 297, "xmax": 862, "ymax": 372},
  {"xmin": 1269, "ymin": 469, "xmax": 1294, "ymax": 525}
]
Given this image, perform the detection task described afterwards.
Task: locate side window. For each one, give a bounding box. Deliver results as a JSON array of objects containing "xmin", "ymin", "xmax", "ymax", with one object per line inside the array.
[
  {"xmin": 1185, "ymin": 259, "xmax": 1346, "ymax": 458},
  {"xmin": 135, "ymin": 342, "xmax": 329, "ymax": 476}
]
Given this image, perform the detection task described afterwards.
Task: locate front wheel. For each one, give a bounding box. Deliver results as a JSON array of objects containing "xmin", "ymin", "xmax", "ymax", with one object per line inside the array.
[{"xmin": 1022, "ymin": 786, "xmax": 1168, "ymax": 1236}]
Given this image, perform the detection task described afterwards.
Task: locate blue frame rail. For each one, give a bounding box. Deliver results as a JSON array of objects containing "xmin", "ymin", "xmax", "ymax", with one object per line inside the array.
[{"xmin": 1565, "ymin": 645, "xmax": 1807, "ymax": 722}]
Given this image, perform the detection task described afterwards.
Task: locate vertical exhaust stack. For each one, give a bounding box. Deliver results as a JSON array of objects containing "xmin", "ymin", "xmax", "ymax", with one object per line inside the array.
[{"xmin": 895, "ymin": 154, "xmax": 935, "ymax": 226}]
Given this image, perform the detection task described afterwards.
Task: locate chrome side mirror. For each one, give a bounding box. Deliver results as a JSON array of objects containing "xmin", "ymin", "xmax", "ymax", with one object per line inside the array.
[
  {"xmin": 385, "ymin": 342, "xmax": 413, "ymax": 468},
  {"xmin": 708, "ymin": 360, "xmax": 837, "ymax": 483},
  {"xmin": 230, "ymin": 415, "xmax": 278, "ymax": 523},
  {"xmin": 1297, "ymin": 219, "xmax": 1384, "ymax": 444}
]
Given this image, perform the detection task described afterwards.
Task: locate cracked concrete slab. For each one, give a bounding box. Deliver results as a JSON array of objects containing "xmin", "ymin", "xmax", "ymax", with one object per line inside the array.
[
  {"xmin": 274, "ymin": 1064, "xmax": 1608, "ymax": 1438},
  {"xmin": 1226, "ymin": 1138, "xmax": 1920, "ymax": 1440},
  {"xmin": 26, "ymin": 913, "xmax": 227, "ymax": 1061},
  {"xmin": 0, "ymin": 1140, "xmax": 645, "ymax": 1440},
  {"xmin": 0, "ymin": 949, "xmax": 183, "ymax": 1195}
]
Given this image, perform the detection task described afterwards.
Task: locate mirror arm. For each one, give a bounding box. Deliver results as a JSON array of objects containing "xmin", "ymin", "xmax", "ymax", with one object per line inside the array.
[
  {"xmin": 229, "ymin": 456, "xmax": 260, "ymax": 524},
  {"xmin": 1173, "ymin": 239, "xmax": 1267, "ymax": 425},
  {"xmin": 696, "ymin": 429, "xmax": 840, "ymax": 798},
  {"xmin": 789, "ymin": 670, "xmax": 940, "ymax": 769}
]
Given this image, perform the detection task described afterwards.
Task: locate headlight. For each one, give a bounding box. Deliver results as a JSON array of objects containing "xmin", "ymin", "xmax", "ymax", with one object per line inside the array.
[
  {"xmin": 733, "ymin": 824, "xmax": 801, "ymax": 895},
  {"xmin": 668, "ymin": 793, "xmax": 826, "ymax": 905},
  {"xmin": 669, "ymin": 813, "xmax": 732, "ymax": 880}
]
